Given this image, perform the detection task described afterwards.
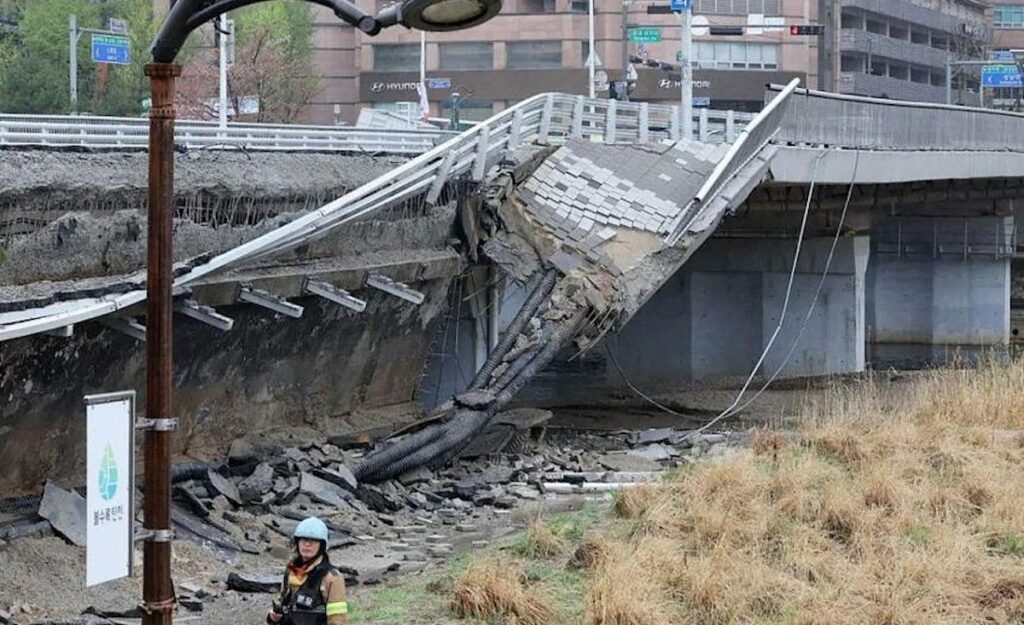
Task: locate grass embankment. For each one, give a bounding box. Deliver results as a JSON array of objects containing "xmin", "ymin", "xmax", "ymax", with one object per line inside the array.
[{"xmin": 357, "ymin": 363, "xmax": 1024, "ymax": 625}]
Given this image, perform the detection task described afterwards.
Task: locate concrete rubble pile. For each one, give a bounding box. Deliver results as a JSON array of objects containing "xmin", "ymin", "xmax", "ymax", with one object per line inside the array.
[{"xmin": 0, "ymin": 427, "xmax": 734, "ymax": 624}]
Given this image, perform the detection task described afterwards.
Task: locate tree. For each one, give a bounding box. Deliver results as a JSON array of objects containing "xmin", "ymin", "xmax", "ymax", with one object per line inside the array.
[
  {"xmin": 0, "ymin": 0, "xmax": 163, "ymax": 115},
  {"xmin": 176, "ymin": 2, "xmax": 320, "ymax": 123}
]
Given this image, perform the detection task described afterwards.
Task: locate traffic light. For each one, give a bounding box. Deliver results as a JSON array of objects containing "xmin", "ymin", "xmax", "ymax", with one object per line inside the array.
[{"xmin": 790, "ymin": 24, "xmax": 824, "ymax": 36}]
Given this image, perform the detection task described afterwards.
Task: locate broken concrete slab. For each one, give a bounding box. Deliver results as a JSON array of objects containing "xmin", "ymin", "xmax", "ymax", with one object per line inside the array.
[
  {"xmin": 597, "ymin": 452, "xmax": 663, "ymax": 472},
  {"xmin": 356, "ymin": 484, "xmax": 404, "ymax": 513},
  {"xmin": 312, "ymin": 465, "xmax": 357, "ymax": 493},
  {"xmin": 206, "ymin": 470, "xmax": 242, "ymax": 506},
  {"xmin": 38, "ymin": 481, "xmax": 86, "ymax": 547},
  {"xmin": 238, "ymin": 463, "xmax": 275, "ymax": 503},
  {"xmin": 226, "ymin": 572, "xmax": 280, "ymax": 593},
  {"xmin": 227, "ymin": 439, "xmax": 257, "ymax": 465},
  {"xmin": 299, "ymin": 472, "xmax": 350, "ymax": 508},
  {"xmin": 631, "ymin": 427, "xmax": 674, "ymax": 446},
  {"xmin": 629, "ymin": 444, "xmax": 675, "ymax": 462}
]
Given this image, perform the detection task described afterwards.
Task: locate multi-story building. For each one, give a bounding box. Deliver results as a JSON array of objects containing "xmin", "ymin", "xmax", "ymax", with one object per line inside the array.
[
  {"xmin": 834, "ymin": 0, "xmax": 990, "ymax": 104},
  {"xmin": 989, "ymin": 0, "xmax": 1024, "ymax": 108},
  {"xmin": 354, "ymin": 0, "xmax": 808, "ymax": 123},
  {"xmin": 157, "ymin": 0, "xmax": 992, "ymax": 124}
]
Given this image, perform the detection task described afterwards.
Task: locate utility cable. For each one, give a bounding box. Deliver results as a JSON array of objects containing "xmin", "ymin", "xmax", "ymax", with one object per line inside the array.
[
  {"xmin": 604, "ymin": 147, "xmax": 835, "ymax": 440},
  {"xmin": 671, "ymin": 147, "xmax": 831, "ymax": 441},
  {"xmin": 718, "ymin": 148, "xmax": 862, "ymax": 419}
]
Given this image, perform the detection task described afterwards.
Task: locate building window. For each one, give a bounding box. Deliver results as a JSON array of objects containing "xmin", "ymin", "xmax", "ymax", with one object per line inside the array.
[
  {"xmin": 441, "ymin": 99, "xmax": 494, "ymax": 122},
  {"xmin": 694, "ymin": 42, "xmax": 778, "ymax": 70},
  {"xmin": 521, "ymin": 0, "xmax": 557, "ymax": 12},
  {"xmin": 440, "ymin": 42, "xmax": 493, "ymax": 70},
  {"xmin": 507, "ymin": 41, "xmax": 562, "ymax": 69},
  {"xmin": 374, "ymin": 44, "xmax": 420, "ymax": 72},
  {"xmin": 693, "ymin": 0, "xmax": 781, "ymax": 16},
  {"xmin": 995, "ymin": 5, "xmax": 1024, "ymax": 28},
  {"xmin": 569, "ymin": 0, "xmax": 588, "ymax": 12}
]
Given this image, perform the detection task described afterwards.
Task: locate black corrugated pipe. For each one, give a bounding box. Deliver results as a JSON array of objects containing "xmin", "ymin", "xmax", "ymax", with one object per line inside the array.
[
  {"xmin": 170, "ymin": 462, "xmax": 218, "ymax": 483},
  {"xmin": 358, "ymin": 411, "xmax": 487, "ymax": 482},
  {"xmin": 359, "ymin": 308, "xmax": 589, "ymax": 482},
  {"xmin": 468, "ymin": 269, "xmax": 557, "ymax": 391},
  {"xmin": 352, "ymin": 421, "xmax": 446, "ymax": 480},
  {"xmin": 487, "ymin": 336, "xmax": 546, "ymax": 393}
]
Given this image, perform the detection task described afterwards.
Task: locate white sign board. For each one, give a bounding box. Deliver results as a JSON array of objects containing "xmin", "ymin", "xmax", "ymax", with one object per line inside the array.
[
  {"xmin": 746, "ymin": 13, "xmax": 764, "ymax": 35},
  {"xmin": 691, "ymin": 15, "xmax": 710, "ymax": 36},
  {"xmin": 85, "ymin": 391, "xmax": 135, "ymax": 587}
]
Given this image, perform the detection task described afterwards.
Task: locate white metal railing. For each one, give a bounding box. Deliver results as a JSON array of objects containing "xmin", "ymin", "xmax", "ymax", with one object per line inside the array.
[
  {"xmin": 0, "ymin": 93, "xmax": 756, "ymax": 341},
  {"xmin": 665, "ymin": 79, "xmax": 801, "ymax": 246},
  {"xmin": 0, "ymin": 113, "xmax": 454, "ymax": 154},
  {"xmin": 0, "ymin": 103, "xmax": 752, "ymax": 153}
]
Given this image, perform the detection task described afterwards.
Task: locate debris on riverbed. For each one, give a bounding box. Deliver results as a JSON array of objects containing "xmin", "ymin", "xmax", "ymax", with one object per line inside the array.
[{"xmin": 0, "ymin": 425, "xmax": 737, "ymax": 622}]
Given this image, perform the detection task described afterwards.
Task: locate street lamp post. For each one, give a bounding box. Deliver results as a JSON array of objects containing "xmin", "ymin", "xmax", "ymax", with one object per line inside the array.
[
  {"xmin": 1011, "ymin": 49, "xmax": 1024, "ymax": 111},
  {"xmin": 679, "ymin": 4, "xmax": 692, "ymax": 139},
  {"xmin": 140, "ymin": 1, "xmax": 503, "ymax": 624}
]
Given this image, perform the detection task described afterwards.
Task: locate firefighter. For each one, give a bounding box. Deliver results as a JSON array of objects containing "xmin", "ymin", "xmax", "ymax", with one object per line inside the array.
[{"xmin": 267, "ymin": 517, "xmax": 348, "ymax": 625}]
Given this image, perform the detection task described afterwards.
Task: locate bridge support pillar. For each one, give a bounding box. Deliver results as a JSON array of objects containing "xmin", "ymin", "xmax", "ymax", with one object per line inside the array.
[
  {"xmin": 866, "ymin": 217, "xmax": 1012, "ymax": 368},
  {"xmin": 613, "ymin": 235, "xmax": 870, "ymax": 383}
]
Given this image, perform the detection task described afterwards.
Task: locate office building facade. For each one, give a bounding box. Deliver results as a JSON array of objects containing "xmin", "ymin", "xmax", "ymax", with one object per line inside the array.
[{"xmin": 835, "ymin": 0, "xmax": 990, "ymax": 104}]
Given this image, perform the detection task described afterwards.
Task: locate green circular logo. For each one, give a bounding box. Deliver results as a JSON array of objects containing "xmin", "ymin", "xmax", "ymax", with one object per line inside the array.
[{"xmin": 98, "ymin": 444, "xmax": 120, "ymax": 501}]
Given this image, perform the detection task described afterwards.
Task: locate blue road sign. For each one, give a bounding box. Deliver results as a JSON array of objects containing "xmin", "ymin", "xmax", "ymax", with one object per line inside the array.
[
  {"xmin": 982, "ymin": 64, "xmax": 1022, "ymax": 88},
  {"xmin": 427, "ymin": 77, "xmax": 452, "ymax": 90},
  {"xmin": 693, "ymin": 97, "xmax": 710, "ymax": 107},
  {"xmin": 991, "ymin": 50, "xmax": 1014, "ymax": 62},
  {"xmin": 91, "ymin": 34, "xmax": 131, "ymax": 65},
  {"xmin": 670, "ymin": 0, "xmax": 692, "ymax": 13}
]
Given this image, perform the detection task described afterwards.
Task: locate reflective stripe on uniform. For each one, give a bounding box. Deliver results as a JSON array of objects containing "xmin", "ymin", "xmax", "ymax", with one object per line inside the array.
[{"xmin": 326, "ymin": 601, "xmax": 348, "ymax": 616}]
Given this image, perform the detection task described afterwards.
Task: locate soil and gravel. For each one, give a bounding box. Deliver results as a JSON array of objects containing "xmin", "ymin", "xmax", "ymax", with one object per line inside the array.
[{"xmin": 0, "ymin": 409, "xmax": 741, "ymax": 625}]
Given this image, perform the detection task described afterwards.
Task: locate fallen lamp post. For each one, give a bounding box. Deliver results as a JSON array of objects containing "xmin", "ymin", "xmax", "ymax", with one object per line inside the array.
[{"xmin": 140, "ymin": 0, "xmax": 503, "ymax": 623}]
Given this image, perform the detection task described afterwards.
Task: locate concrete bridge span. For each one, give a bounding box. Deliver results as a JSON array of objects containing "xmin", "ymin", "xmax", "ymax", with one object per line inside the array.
[{"xmin": 3, "ymin": 80, "xmax": 1024, "ymax": 489}]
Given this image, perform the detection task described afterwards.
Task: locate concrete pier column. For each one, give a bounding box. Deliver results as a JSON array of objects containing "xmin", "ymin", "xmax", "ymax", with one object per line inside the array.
[
  {"xmin": 866, "ymin": 217, "xmax": 1012, "ymax": 368},
  {"xmin": 613, "ymin": 235, "xmax": 871, "ymax": 383}
]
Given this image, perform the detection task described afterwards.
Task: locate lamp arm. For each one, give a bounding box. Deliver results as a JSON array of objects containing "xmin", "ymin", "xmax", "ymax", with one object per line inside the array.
[{"xmin": 151, "ymin": 0, "xmax": 390, "ymax": 63}]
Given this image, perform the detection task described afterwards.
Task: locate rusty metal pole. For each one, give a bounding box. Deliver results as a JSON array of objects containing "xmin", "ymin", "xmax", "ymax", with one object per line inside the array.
[{"xmin": 142, "ymin": 62, "xmax": 180, "ymax": 625}]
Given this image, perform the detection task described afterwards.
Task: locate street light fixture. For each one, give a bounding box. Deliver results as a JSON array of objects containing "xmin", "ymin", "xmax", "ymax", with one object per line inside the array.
[{"xmin": 139, "ymin": 2, "xmax": 502, "ymax": 625}]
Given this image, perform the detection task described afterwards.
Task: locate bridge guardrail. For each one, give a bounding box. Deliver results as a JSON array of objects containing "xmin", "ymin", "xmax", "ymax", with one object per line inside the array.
[
  {"xmin": 0, "ymin": 114, "xmax": 455, "ymax": 154},
  {"xmin": 0, "ymin": 105, "xmax": 753, "ymax": 154},
  {"xmin": 0, "ymin": 93, "xmax": 756, "ymax": 341},
  {"xmin": 665, "ymin": 79, "xmax": 801, "ymax": 246},
  {"xmin": 768, "ymin": 84, "xmax": 1024, "ymax": 151}
]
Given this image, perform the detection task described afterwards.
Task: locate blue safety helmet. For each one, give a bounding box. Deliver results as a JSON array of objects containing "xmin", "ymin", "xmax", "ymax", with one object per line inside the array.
[{"xmin": 293, "ymin": 517, "xmax": 329, "ymax": 543}]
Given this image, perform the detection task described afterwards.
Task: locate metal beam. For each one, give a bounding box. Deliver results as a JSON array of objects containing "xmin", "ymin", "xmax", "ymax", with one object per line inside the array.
[
  {"xmin": 305, "ymin": 280, "xmax": 367, "ymax": 312},
  {"xmin": 174, "ymin": 298, "xmax": 234, "ymax": 331},
  {"xmin": 103, "ymin": 316, "xmax": 147, "ymax": 342},
  {"xmin": 472, "ymin": 125, "xmax": 490, "ymax": 181},
  {"xmin": 426, "ymin": 149, "xmax": 458, "ymax": 206},
  {"xmin": 366, "ymin": 274, "xmax": 425, "ymax": 305},
  {"xmin": 238, "ymin": 285, "xmax": 304, "ymax": 318}
]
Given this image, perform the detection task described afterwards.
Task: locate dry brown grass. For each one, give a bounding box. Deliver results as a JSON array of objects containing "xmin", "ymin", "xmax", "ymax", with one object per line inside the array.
[
  {"xmin": 583, "ymin": 363, "xmax": 1024, "ymax": 625},
  {"xmin": 450, "ymin": 558, "xmax": 557, "ymax": 625},
  {"xmin": 568, "ymin": 537, "xmax": 610, "ymax": 571},
  {"xmin": 519, "ymin": 519, "xmax": 570, "ymax": 559}
]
